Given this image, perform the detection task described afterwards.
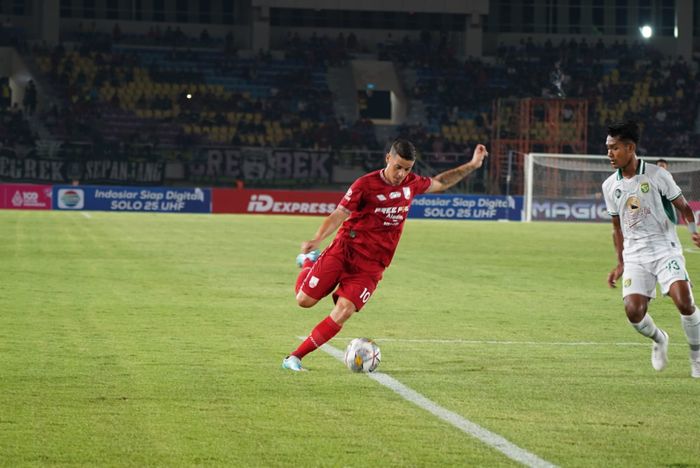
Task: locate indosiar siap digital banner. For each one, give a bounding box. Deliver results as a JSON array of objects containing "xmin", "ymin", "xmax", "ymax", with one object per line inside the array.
[
  {"xmin": 408, "ymin": 194, "xmax": 523, "ymax": 221},
  {"xmin": 52, "ymin": 186, "xmax": 211, "ymax": 213}
]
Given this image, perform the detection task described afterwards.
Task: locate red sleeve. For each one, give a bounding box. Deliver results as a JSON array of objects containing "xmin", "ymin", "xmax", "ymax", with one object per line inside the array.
[
  {"xmin": 414, "ymin": 174, "xmax": 433, "ymax": 195},
  {"xmin": 338, "ymin": 178, "xmax": 364, "ymax": 212}
]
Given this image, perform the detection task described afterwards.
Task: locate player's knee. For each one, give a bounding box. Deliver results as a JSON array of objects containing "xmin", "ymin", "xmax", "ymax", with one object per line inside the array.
[
  {"xmin": 677, "ymin": 302, "xmax": 695, "ymax": 316},
  {"xmin": 623, "ymin": 298, "xmax": 647, "ymax": 322},
  {"xmin": 296, "ymin": 293, "xmax": 317, "ymax": 308},
  {"xmin": 330, "ymin": 298, "xmax": 357, "ymax": 324}
]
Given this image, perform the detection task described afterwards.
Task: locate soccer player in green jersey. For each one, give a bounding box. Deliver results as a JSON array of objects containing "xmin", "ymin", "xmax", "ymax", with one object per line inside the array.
[{"xmin": 603, "ymin": 121, "xmax": 700, "ymax": 377}]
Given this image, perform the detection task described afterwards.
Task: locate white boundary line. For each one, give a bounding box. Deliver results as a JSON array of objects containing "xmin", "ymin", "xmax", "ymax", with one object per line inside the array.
[
  {"xmin": 685, "ymin": 247, "xmax": 699, "ymax": 254},
  {"xmin": 81, "ymin": 212, "xmax": 92, "ymax": 219},
  {"xmin": 318, "ymin": 342, "xmax": 557, "ymax": 468},
  {"xmin": 373, "ymin": 338, "xmax": 684, "ymax": 347}
]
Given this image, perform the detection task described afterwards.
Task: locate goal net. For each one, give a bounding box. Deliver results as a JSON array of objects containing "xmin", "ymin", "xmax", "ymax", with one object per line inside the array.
[{"xmin": 523, "ymin": 153, "xmax": 700, "ymax": 222}]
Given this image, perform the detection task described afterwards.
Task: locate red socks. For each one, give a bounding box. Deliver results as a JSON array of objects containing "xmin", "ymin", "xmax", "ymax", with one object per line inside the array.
[
  {"xmin": 292, "ymin": 316, "xmax": 341, "ymax": 359},
  {"xmin": 294, "ymin": 258, "xmax": 315, "ymax": 294}
]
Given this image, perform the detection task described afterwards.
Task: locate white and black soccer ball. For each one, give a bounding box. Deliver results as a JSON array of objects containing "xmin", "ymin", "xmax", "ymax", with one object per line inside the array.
[{"xmin": 344, "ymin": 338, "xmax": 381, "ymax": 373}]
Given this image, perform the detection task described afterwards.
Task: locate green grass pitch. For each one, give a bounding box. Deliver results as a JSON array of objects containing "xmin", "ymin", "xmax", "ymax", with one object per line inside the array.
[{"xmin": 1, "ymin": 210, "xmax": 699, "ymax": 466}]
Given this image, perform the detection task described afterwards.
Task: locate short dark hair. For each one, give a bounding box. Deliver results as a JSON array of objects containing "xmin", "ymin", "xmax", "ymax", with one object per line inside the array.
[
  {"xmin": 389, "ymin": 138, "xmax": 417, "ymax": 161},
  {"xmin": 607, "ymin": 120, "xmax": 640, "ymax": 145},
  {"xmin": 656, "ymin": 158, "xmax": 668, "ymax": 166}
]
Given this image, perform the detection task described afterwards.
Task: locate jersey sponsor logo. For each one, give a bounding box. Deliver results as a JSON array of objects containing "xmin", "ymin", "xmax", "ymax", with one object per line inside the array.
[
  {"xmin": 374, "ymin": 206, "xmax": 410, "ymax": 215},
  {"xmin": 626, "ymin": 196, "xmax": 640, "ymax": 211},
  {"xmin": 375, "ymin": 205, "xmax": 409, "ymax": 226},
  {"xmin": 344, "ymin": 188, "xmax": 353, "ymax": 201},
  {"xmin": 623, "ymin": 195, "xmax": 651, "ymax": 229},
  {"xmin": 389, "ymin": 191, "xmax": 401, "ymax": 199},
  {"xmin": 246, "ymin": 194, "xmax": 335, "ymax": 214},
  {"xmin": 403, "ymin": 187, "xmax": 411, "ymax": 199},
  {"xmin": 376, "ymin": 194, "xmax": 386, "ymax": 201},
  {"xmin": 309, "ymin": 276, "xmax": 319, "ymax": 288},
  {"xmin": 641, "ymin": 183, "xmax": 650, "ymax": 193}
]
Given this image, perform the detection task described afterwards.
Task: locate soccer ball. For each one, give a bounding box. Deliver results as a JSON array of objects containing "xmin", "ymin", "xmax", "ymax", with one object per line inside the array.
[{"xmin": 344, "ymin": 338, "xmax": 381, "ymax": 373}]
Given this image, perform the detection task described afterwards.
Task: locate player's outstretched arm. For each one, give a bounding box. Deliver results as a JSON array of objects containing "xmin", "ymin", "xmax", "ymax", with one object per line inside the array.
[
  {"xmin": 427, "ymin": 144, "xmax": 488, "ymax": 193},
  {"xmin": 672, "ymin": 195, "xmax": 700, "ymax": 248},
  {"xmin": 608, "ymin": 215, "xmax": 624, "ymax": 288},
  {"xmin": 301, "ymin": 206, "xmax": 351, "ymax": 253}
]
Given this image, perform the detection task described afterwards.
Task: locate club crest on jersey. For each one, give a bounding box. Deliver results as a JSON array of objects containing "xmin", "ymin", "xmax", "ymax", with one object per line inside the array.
[
  {"xmin": 614, "ymin": 188, "xmax": 622, "ymax": 199},
  {"xmin": 389, "ymin": 191, "xmax": 401, "ymax": 199},
  {"xmin": 640, "ymin": 183, "xmax": 649, "ymax": 193},
  {"xmin": 309, "ymin": 276, "xmax": 319, "ymax": 288},
  {"xmin": 624, "ymin": 278, "xmax": 632, "ymax": 287},
  {"xmin": 376, "ymin": 194, "xmax": 387, "ymax": 201},
  {"xmin": 403, "ymin": 187, "xmax": 411, "ymax": 199}
]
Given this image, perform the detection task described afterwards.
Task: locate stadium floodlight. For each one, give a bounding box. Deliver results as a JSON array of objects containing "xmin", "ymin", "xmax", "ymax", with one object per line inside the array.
[{"xmin": 640, "ymin": 25, "xmax": 653, "ymax": 38}]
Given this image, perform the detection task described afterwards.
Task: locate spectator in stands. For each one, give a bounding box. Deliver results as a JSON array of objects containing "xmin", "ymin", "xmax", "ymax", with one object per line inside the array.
[
  {"xmin": 655, "ymin": 159, "xmax": 669, "ymax": 170},
  {"xmin": 23, "ymin": 79, "xmax": 37, "ymax": 115}
]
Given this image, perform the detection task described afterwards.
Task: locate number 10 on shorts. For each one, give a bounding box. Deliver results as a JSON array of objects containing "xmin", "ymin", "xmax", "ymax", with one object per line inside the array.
[{"xmin": 359, "ymin": 288, "xmax": 372, "ymax": 304}]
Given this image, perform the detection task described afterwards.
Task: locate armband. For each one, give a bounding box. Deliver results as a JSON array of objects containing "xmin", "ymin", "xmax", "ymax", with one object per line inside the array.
[{"xmin": 688, "ymin": 222, "xmax": 698, "ymax": 234}]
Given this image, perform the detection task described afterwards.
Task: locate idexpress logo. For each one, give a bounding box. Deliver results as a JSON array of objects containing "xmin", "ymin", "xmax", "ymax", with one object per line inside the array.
[
  {"xmin": 57, "ymin": 188, "xmax": 84, "ymax": 209},
  {"xmin": 246, "ymin": 194, "xmax": 335, "ymax": 214}
]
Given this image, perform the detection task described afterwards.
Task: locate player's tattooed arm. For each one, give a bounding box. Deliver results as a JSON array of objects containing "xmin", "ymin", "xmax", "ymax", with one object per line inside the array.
[{"xmin": 428, "ymin": 144, "xmax": 488, "ymax": 193}]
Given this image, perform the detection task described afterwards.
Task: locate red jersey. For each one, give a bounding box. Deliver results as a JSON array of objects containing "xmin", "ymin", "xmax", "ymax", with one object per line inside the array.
[{"xmin": 337, "ymin": 169, "xmax": 432, "ymax": 267}]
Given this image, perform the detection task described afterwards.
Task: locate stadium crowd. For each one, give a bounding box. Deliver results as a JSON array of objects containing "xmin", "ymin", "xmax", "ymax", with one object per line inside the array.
[{"xmin": 0, "ymin": 24, "xmax": 698, "ymax": 166}]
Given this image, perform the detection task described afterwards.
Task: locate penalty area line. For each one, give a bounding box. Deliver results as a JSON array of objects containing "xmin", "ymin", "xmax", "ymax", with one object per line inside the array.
[{"xmin": 317, "ymin": 341, "xmax": 557, "ymax": 468}]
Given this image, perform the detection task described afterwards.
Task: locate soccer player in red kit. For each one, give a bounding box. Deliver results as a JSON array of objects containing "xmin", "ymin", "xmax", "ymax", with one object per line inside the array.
[{"xmin": 283, "ymin": 139, "xmax": 488, "ymax": 371}]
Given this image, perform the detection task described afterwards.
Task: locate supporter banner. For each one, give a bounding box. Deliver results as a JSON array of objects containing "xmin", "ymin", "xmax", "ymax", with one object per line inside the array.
[
  {"xmin": 0, "ymin": 183, "xmax": 52, "ymax": 210},
  {"xmin": 530, "ymin": 198, "xmax": 610, "ymax": 222},
  {"xmin": 0, "ymin": 154, "xmax": 164, "ymax": 184},
  {"xmin": 186, "ymin": 148, "xmax": 333, "ymax": 185},
  {"xmin": 213, "ymin": 188, "xmax": 342, "ymax": 215},
  {"xmin": 52, "ymin": 186, "xmax": 210, "ymax": 213},
  {"xmin": 409, "ymin": 194, "xmax": 523, "ymax": 221}
]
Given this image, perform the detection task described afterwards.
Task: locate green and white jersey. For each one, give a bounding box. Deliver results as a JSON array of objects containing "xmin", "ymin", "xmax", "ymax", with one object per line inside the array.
[{"xmin": 602, "ymin": 159, "xmax": 683, "ymax": 263}]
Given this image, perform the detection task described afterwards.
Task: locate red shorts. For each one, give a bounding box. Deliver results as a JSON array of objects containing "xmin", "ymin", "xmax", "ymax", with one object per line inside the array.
[{"xmin": 300, "ymin": 239, "xmax": 384, "ymax": 311}]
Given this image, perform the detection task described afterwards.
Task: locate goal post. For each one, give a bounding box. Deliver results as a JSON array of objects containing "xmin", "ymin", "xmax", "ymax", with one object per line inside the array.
[{"xmin": 523, "ymin": 153, "xmax": 700, "ymax": 222}]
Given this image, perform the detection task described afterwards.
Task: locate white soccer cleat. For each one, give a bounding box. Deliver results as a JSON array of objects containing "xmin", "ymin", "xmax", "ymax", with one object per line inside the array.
[
  {"xmin": 295, "ymin": 249, "xmax": 320, "ymax": 268},
  {"xmin": 282, "ymin": 355, "xmax": 307, "ymax": 372},
  {"xmin": 691, "ymin": 358, "xmax": 700, "ymax": 378},
  {"xmin": 651, "ymin": 330, "xmax": 669, "ymax": 371}
]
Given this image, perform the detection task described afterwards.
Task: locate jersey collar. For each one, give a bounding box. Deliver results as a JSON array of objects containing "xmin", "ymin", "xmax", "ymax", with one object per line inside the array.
[
  {"xmin": 616, "ymin": 159, "xmax": 645, "ymax": 180},
  {"xmin": 380, "ymin": 169, "xmax": 399, "ymax": 186}
]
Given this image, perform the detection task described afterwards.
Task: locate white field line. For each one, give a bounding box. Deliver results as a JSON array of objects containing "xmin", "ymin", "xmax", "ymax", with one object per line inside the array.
[
  {"xmin": 81, "ymin": 212, "xmax": 92, "ymax": 219},
  {"xmin": 373, "ymin": 338, "xmax": 686, "ymax": 347},
  {"xmin": 317, "ymin": 341, "xmax": 557, "ymax": 468},
  {"xmin": 685, "ymin": 247, "xmax": 699, "ymax": 254}
]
